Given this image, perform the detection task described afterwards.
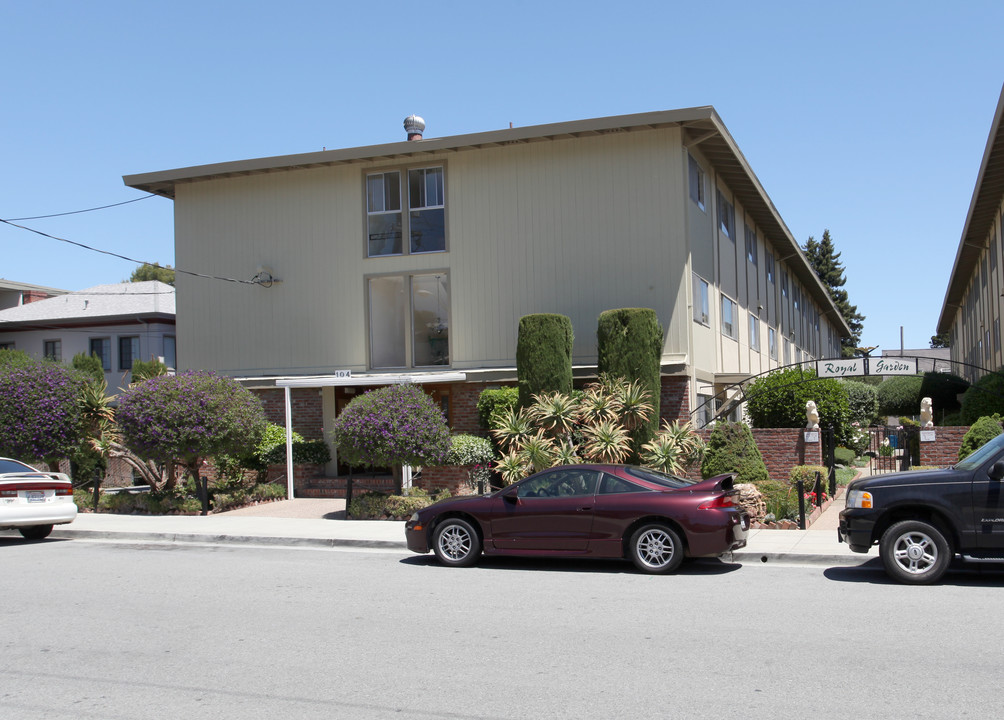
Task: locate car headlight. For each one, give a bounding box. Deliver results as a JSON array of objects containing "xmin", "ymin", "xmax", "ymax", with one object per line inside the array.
[
  {"xmin": 845, "ymin": 489, "xmax": 873, "ymax": 509},
  {"xmin": 409, "ymin": 512, "xmax": 420, "ymax": 523}
]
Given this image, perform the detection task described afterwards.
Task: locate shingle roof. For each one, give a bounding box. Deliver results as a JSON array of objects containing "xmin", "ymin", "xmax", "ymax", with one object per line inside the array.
[{"xmin": 0, "ymin": 281, "xmax": 174, "ymax": 326}]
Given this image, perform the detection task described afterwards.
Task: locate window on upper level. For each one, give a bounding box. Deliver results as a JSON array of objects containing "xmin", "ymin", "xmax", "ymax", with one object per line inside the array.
[
  {"xmin": 693, "ymin": 274, "xmax": 710, "ymax": 326},
  {"xmin": 366, "ymin": 166, "xmax": 446, "ymax": 257},
  {"xmin": 43, "ymin": 340, "xmax": 61, "ymax": 362},
  {"xmin": 721, "ymin": 295, "xmax": 737, "ymax": 339},
  {"xmin": 717, "ymin": 190, "xmax": 735, "ymax": 239},
  {"xmin": 688, "ymin": 154, "xmax": 706, "ymax": 211},
  {"xmin": 766, "ymin": 252, "xmax": 775, "ymax": 286},
  {"xmin": 745, "ymin": 225, "xmax": 757, "ymax": 265},
  {"xmin": 768, "ymin": 326, "xmax": 777, "ymax": 360},
  {"xmin": 749, "ymin": 314, "xmax": 760, "ymax": 352},
  {"xmin": 368, "ymin": 272, "xmax": 450, "ymax": 369}
]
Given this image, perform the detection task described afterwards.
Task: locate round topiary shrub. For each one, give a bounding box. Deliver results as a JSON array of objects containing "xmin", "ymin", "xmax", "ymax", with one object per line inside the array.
[
  {"xmin": 842, "ymin": 380, "xmax": 879, "ymax": 427},
  {"xmin": 744, "ymin": 367, "xmax": 852, "ymax": 444},
  {"xmin": 958, "ymin": 415, "xmax": 1004, "ymax": 461},
  {"xmin": 876, "ymin": 375, "xmax": 924, "ymax": 417},
  {"xmin": 700, "ymin": 421, "xmax": 769, "ymax": 484},
  {"xmin": 961, "ymin": 369, "xmax": 1004, "ymax": 424}
]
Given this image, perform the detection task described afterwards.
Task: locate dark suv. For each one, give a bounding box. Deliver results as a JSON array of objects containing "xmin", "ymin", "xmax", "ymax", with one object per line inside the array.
[{"xmin": 839, "ymin": 431, "xmax": 1004, "ymax": 584}]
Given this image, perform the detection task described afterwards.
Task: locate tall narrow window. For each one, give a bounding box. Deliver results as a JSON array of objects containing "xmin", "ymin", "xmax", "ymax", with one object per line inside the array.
[
  {"xmin": 688, "ymin": 154, "xmax": 705, "ymax": 211},
  {"xmin": 412, "ymin": 274, "xmax": 450, "ymax": 366},
  {"xmin": 693, "ymin": 274, "xmax": 710, "ymax": 325},
  {"xmin": 43, "ymin": 340, "xmax": 61, "ymax": 362},
  {"xmin": 367, "ymin": 171, "xmax": 402, "ymax": 256},
  {"xmin": 119, "ymin": 336, "xmax": 140, "ymax": 371},
  {"xmin": 89, "ymin": 338, "xmax": 111, "ymax": 371},
  {"xmin": 721, "ymin": 296, "xmax": 737, "ymax": 339},
  {"xmin": 768, "ymin": 327, "xmax": 777, "ymax": 360},
  {"xmin": 163, "ymin": 336, "xmax": 176, "ymax": 368},
  {"xmin": 717, "ymin": 191, "xmax": 735, "ymax": 239},
  {"xmin": 745, "ymin": 225, "xmax": 757, "ymax": 265},
  {"xmin": 766, "ymin": 252, "xmax": 775, "ymax": 285},
  {"xmin": 408, "ymin": 167, "xmax": 445, "ymax": 253},
  {"xmin": 749, "ymin": 315, "xmax": 760, "ymax": 352}
]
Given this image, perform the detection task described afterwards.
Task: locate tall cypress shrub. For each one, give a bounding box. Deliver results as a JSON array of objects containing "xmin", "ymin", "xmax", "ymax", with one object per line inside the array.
[
  {"xmin": 597, "ymin": 308, "xmax": 663, "ymax": 450},
  {"xmin": 516, "ymin": 314, "xmax": 573, "ymax": 408}
]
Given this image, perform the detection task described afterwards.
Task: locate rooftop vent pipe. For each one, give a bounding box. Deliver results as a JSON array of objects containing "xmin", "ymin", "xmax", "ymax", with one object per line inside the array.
[{"xmin": 404, "ymin": 115, "xmax": 425, "ymax": 141}]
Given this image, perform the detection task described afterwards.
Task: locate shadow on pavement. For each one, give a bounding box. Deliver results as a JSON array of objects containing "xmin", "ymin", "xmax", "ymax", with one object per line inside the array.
[
  {"xmin": 399, "ymin": 554, "xmax": 742, "ymax": 575},
  {"xmin": 824, "ymin": 557, "xmax": 1004, "ymax": 586}
]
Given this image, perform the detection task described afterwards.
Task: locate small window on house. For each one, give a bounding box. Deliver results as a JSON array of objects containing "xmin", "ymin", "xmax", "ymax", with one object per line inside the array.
[
  {"xmin": 766, "ymin": 253, "xmax": 775, "ymax": 285},
  {"xmin": 717, "ymin": 190, "xmax": 735, "ymax": 239},
  {"xmin": 89, "ymin": 338, "xmax": 111, "ymax": 371},
  {"xmin": 783, "ymin": 339, "xmax": 791, "ymax": 365},
  {"xmin": 721, "ymin": 295, "xmax": 737, "ymax": 339},
  {"xmin": 408, "ymin": 167, "xmax": 445, "ymax": 253},
  {"xmin": 688, "ymin": 154, "xmax": 706, "ymax": 211},
  {"xmin": 366, "ymin": 171, "xmax": 403, "ymax": 256},
  {"xmin": 745, "ymin": 225, "xmax": 757, "ymax": 265},
  {"xmin": 0, "ymin": 342, "xmax": 15, "ymax": 350},
  {"xmin": 781, "ymin": 271, "xmax": 789, "ymax": 299},
  {"xmin": 982, "ymin": 257, "xmax": 988, "ymax": 289},
  {"xmin": 43, "ymin": 340, "xmax": 61, "ymax": 362},
  {"xmin": 693, "ymin": 274, "xmax": 710, "ymax": 325},
  {"xmin": 696, "ymin": 393, "xmax": 714, "ymax": 429},
  {"xmin": 163, "ymin": 336, "xmax": 176, "ymax": 369},
  {"xmin": 119, "ymin": 336, "xmax": 140, "ymax": 371},
  {"xmin": 992, "ymin": 230, "xmax": 999, "ymax": 271},
  {"xmin": 769, "ymin": 327, "xmax": 777, "ymax": 360},
  {"xmin": 749, "ymin": 315, "xmax": 760, "ymax": 352}
]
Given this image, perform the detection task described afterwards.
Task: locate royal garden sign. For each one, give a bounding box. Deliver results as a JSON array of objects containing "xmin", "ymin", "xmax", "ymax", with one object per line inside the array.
[{"xmin": 816, "ymin": 357, "xmax": 917, "ymax": 378}]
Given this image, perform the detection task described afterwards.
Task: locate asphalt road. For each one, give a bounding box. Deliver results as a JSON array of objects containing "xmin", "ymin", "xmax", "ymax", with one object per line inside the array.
[{"xmin": 3, "ymin": 538, "xmax": 1003, "ymax": 719}]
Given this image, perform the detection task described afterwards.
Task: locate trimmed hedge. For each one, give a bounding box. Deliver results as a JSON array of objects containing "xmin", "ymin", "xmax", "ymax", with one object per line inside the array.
[
  {"xmin": 516, "ymin": 314, "xmax": 573, "ymax": 408},
  {"xmin": 745, "ymin": 367, "xmax": 851, "ymax": 443},
  {"xmin": 958, "ymin": 415, "xmax": 1004, "ymax": 461},
  {"xmin": 701, "ymin": 421, "xmax": 769, "ymax": 484},
  {"xmin": 961, "ymin": 369, "xmax": 1004, "ymax": 424},
  {"xmin": 877, "ymin": 375, "xmax": 924, "ymax": 417}
]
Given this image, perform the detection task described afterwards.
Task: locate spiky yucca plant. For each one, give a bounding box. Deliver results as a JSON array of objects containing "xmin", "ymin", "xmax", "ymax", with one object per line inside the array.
[
  {"xmin": 581, "ymin": 419, "xmax": 631, "ymax": 464},
  {"xmin": 490, "ymin": 406, "xmax": 534, "ymax": 455},
  {"xmin": 529, "ymin": 391, "xmax": 579, "ymax": 437}
]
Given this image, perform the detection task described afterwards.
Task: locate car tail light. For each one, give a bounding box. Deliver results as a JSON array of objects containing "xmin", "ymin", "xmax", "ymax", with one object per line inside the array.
[
  {"xmin": 0, "ymin": 489, "xmax": 15, "ymax": 497},
  {"xmin": 699, "ymin": 494, "xmax": 735, "ymax": 509},
  {"xmin": 55, "ymin": 486, "xmax": 73, "ymax": 496}
]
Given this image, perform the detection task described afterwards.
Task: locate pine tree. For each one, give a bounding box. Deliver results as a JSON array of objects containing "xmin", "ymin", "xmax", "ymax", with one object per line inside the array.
[{"xmin": 804, "ymin": 229, "xmax": 864, "ymax": 358}]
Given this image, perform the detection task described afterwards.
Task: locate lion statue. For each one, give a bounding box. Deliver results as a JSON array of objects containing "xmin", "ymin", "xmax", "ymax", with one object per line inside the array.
[
  {"xmin": 805, "ymin": 400, "xmax": 820, "ymax": 430},
  {"xmin": 920, "ymin": 397, "xmax": 934, "ymax": 429}
]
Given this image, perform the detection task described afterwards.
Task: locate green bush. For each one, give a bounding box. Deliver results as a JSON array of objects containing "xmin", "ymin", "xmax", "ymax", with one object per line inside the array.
[
  {"xmin": 477, "ymin": 387, "xmax": 519, "ymax": 429},
  {"xmin": 700, "ymin": 422, "xmax": 769, "ymax": 484},
  {"xmin": 789, "ymin": 465, "xmax": 828, "ymax": 488},
  {"xmin": 958, "ymin": 415, "xmax": 1004, "ymax": 461},
  {"xmin": 834, "ymin": 447, "xmax": 855, "ymax": 465},
  {"xmin": 516, "ymin": 314, "xmax": 573, "ymax": 409},
  {"xmin": 877, "ymin": 375, "xmax": 924, "ymax": 417},
  {"xmin": 348, "ymin": 487, "xmax": 451, "ymax": 519},
  {"xmin": 596, "ymin": 308, "xmax": 663, "ymax": 451},
  {"xmin": 961, "ymin": 369, "xmax": 1004, "ymax": 424},
  {"xmin": 754, "ymin": 479, "xmax": 798, "ymax": 522},
  {"xmin": 842, "ymin": 381, "xmax": 879, "ymax": 427},
  {"xmin": 745, "ymin": 368, "xmax": 851, "ymax": 444}
]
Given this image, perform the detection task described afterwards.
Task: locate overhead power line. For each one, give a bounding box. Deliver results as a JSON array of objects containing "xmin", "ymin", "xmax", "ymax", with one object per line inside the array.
[
  {"xmin": 2, "ymin": 194, "xmax": 156, "ymax": 221},
  {"xmin": 0, "ymin": 218, "xmax": 263, "ymax": 286}
]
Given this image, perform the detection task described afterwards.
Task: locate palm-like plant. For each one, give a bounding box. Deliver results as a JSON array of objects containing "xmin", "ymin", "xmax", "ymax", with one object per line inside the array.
[
  {"xmin": 641, "ymin": 420, "xmax": 704, "ymax": 473},
  {"xmin": 577, "ymin": 384, "xmax": 621, "ymax": 426},
  {"xmin": 529, "ymin": 391, "xmax": 579, "ymax": 437},
  {"xmin": 613, "ymin": 378, "xmax": 653, "ymax": 431},
  {"xmin": 490, "ymin": 406, "xmax": 534, "ymax": 454},
  {"xmin": 495, "ymin": 451, "xmax": 530, "ymax": 486},
  {"xmin": 551, "ymin": 439, "xmax": 581, "ymax": 466},
  {"xmin": 581, "ymin": 419, "xmax": 631, "ymax": 464},
  {"xmin": 520, "ymin": 430, "xmax": 556, "ymax": 474}
]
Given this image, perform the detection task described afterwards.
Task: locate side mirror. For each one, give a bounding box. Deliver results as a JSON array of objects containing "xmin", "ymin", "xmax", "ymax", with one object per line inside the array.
[
  {"xmin": 502, "ymin": 486, "xmax": 519, "ymax": 502},
  {"xmin": 990, "ymin": 461, "xmax": 1004, "ymax": 482}
]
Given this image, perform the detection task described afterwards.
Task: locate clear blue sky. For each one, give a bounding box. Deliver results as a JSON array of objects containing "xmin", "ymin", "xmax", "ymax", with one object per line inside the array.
[{"xmin": 2, "ymin": 0, "xmax": 1002, "ymax": 352}]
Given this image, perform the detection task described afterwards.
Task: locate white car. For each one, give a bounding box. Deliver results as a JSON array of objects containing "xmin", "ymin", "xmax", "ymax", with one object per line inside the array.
[{"xmin": 0, "ymin": 457, "xmax": 77, "ymax": 539}]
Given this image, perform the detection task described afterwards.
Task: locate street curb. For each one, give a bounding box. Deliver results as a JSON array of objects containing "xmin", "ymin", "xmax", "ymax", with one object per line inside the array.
[
  {"xmin": 728, "ymin": 550, "xmax": 873, "ymax": 567},
  {"xmin": 50, "ymin": 528, "xmax": 408, "ymax": 550}
]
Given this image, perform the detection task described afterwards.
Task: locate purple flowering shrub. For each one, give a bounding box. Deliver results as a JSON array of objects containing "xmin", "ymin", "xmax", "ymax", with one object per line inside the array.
[
  {"xmin": 332, "ymin": 383, "xmax": 451, "ymax": 468},
  {"xmin": 0, "ymin": 359, "xmax": 87, "ymax": 462},
  {"xmin": 116, "ymin": 371, "xmax": 267, "ymax": 472}
]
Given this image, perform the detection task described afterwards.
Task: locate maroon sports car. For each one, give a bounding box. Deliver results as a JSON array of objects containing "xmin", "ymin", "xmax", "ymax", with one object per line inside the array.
[{"xmin": 405, "ymin": 464, "xmax": 748, "ymax": 574}]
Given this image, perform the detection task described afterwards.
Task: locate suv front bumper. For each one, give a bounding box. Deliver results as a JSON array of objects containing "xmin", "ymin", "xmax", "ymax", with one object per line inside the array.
[{"xmin": 838, "ymin": 508, "xmax": 878, "ymax": 553}]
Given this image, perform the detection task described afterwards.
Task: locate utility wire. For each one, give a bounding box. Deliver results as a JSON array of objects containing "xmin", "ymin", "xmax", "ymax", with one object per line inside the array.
[
  {"xmin": 1, "ymin": 195, "xmax": 155, "ymax": 221},
  {"xmin": 0, "ymin": 218, "xmax": 260, "ymax": 286}
]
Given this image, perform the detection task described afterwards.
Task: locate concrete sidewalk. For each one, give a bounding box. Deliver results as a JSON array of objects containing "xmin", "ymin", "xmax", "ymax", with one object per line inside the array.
[{"xmin": 8, "ymin": 490, "xmax": 870, "ymax": 567}]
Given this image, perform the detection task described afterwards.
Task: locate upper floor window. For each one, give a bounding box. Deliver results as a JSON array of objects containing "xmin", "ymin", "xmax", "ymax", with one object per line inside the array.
[
  {"xmin": 768, "ymin": 326, "xmax": 777, "ymax": 360},
  {"xmin": 693, "ymin": 274, "xmax": 710, "ymax": 325},
  {"xmin": 781, "ymin": 270, "xmax": 789, "ymax": 299},
  {"xmin": 119, "ymin": 336, "xmax": 140, "ymax": 371},
  {"xmin": 44, "ymin": 340, "xmax": 61, "ymax": 362},
  {"xmin": 89, "ymin": 338, "xmax": 111, "ymax": 371},
  {"xmin": 982, "ymin": 256, "xmax": 988, "ymax": 289},
  {"xmin": 717, "ymin": 190, "xmax": 735, "ymax": 239},
  {"xmin": 745, "ymin": 225, "xmax": 757, "ymax": 265},
  {"xmin": 368, "ymin": 272, "xmax": 450, "ymax": 369},
  {"xmin": 366, "ymin": 166, "xmax": 446, "ymax": 257},
  {"xmin": 749, "ymin": 314, "xmax": 760, "ymax": 352},
  {"xmin": 688, "ymin": 154, "xmax": 706, "ymax": 211},
  {"xmin": 721, "ymin": 295, "xmax": 737, "ymax": 339},
  {"xmin": 766, "ymin": 252, "xmax": 775, "ymax": 285}
]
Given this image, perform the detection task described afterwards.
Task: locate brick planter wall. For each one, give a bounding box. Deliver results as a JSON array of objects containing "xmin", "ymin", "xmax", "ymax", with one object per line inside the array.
[
  {"xmin": 417, "ymin": 466, "xmax": 473, "ymax": 495},
  {"xmin": 660, "ymin": 376, "xmax": 690, "ymax": 424},
  {"xmin": 255, "ymin": 388, "xmax": 324, "ymax": 439},
  {"xmin": 919, "ymin": 427, "xmax": 969, "ymax": 467},
  {"xmin": 687, "ymin": 427, "xmax": 823, "ymax": 482}
]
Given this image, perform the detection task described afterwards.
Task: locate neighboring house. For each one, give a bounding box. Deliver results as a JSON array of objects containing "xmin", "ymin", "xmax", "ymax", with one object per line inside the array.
[
  {"xmin": 938, "ymin": 83, "xmax": 1004, "ymax": 382},
  {"xmin": 124, "ymin": 108, "xmax": 850, "ymax": 474},
  {"xmin": 0, "ymin": 278, "xmax": 66, "ymax": 310},
  {"xmin": 0, "ymin": 281, "xmax": 176, "ymax": 391}
]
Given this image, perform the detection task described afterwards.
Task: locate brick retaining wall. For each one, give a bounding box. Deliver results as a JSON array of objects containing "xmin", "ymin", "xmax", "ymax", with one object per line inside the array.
[{"xmin": 918, "ymin": 426, "xmax": 968, "ymax": 467}]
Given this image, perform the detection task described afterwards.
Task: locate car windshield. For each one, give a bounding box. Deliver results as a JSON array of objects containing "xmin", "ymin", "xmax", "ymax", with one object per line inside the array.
[
  {"xmin": 0, "ymin": 458, "xmax": 36, "ymax": 475},
  {"xmin": 954, "ymin": 431, "xmax": 1004, "ymax": 471},
  {"xmin": 623, "ymin": 466, "xmax": 697, "ymax": 489}
]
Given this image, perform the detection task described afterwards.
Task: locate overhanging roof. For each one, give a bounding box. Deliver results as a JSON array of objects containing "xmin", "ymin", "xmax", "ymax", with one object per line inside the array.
[
  {"xmin": 123, "ymin": 107, "xmax": 850, "ymax": 337},
  {"xmin": 938, "ymin": 83, "xmax": 1004, "ymax": 334}
]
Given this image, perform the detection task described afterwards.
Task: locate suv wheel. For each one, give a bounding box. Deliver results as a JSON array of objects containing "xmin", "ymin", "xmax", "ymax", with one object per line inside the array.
[{"xmin": 879, "ymin": 520, "xmax": 951, "ymax": 585}]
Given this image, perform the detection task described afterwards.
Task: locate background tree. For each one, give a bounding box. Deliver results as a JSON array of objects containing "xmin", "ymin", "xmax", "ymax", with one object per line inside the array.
[
  {"xmin": 597, "ymin": 308, "xmax": 663, "ymax": 457},
  {"xmin": 804, "ymin": 230, "xmax": 865, "ymax": 357},
  {"xmin": 331, "ymin": 383, "xmax": 452, "ymax": 494},
  {"xmin": 116, "ymin": 371, "xmax": 267, "ymax": 507},
  {"xmin": 930, "ymin": 332, "xmax": 950, "ymax": 348},
  {"xmin": 516, "ymin": 313, "xmax": 573, "ymax": 408},
  {"xmin": 0, "ymin": 356, "xmax": 87, "ymax": 470},
  {"xmin": 129, "ymin": 262, "xmax": 175, "ymax": 286}
]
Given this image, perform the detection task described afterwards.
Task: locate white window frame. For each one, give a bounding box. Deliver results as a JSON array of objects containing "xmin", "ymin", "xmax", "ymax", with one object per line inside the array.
[
  {"xmin": 749, "ymin": 314, "xmax": 760, "ymax": 352},
  {"xmin": 768, "ymin": 326, "xmax": 777, "ymax": 360},
  {"xmin": 366, "ymin": 165, "xmax": 447, "ymax": 257},
  {"xmin": 717, "ymin": 190, "xmax": 735, "ymax": 239},
  {"xmin": 367, "ymin": 272, "xmax": 450, "ymax": 370},
  {"xmin": 745, "ymin": 225, "xmax": 757, "ymax": 265},
  {"xmin": 693, "ymin": 274, "xmax": 710, "ymax": 326},
  {"xmin": 721, "ymin": 295, "xmax": 738, "ymax": 340},
  {"xmin": 688, "ymin": 154, "xmax": 706, "ymax": 211}
]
